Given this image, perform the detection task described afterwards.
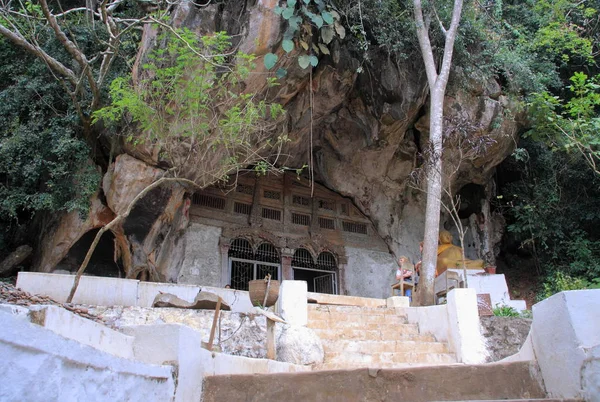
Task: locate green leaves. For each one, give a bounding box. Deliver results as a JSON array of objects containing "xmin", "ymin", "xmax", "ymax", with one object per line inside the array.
[
  {"xmin": 298, "ymin": 55, "xmax": 311, "ymax": 69},
  {"xmin": 282, "ymin": 39, "xmax": 294, "ymax": 53},
  {"xmin": 282, "ymin": 7, "xmax": 294, "ymax": 20},
  {"xmin": 264, "ymin": 53, "xmax": 278, "ymax": 70},
  {"xmin": 321, "ymin": 11, "xmax": 333, "ymax": 25},
  {"xmin": 297, "ymin": 55, "xmax": 318, "ymax": 69},
  {"xmin": 270, "ymin": 0, "xmax": 347, "ymax": 75}
]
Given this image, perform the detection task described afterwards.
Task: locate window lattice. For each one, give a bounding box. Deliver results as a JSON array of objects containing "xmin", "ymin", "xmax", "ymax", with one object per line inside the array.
[
  {"xmin": 262, "ymin": 207, "xmax": 282, "ymax": 221},
  {"xmin": 317, "ymin": 252, "xmax": 337, "ymax": 271},
  {"xmin": 292, "ymin": 213, "xmax": 311, "ymax": 226},
  {"xmin": 192, "ymin": 193, "xmax": 226, "ymax": 210},
  {"xmin": 255, "ymin": 242, "xmax": 280, "ymax": 263},
  {"xmin": 234, "ymin": 202, "xmax": 252, "ymax": 215},
  {"xmin": 229, "ymin": 238, "xmax": 280, "ymax": 290},
  {"xmin": 292, "ymin": 195, "xmax": 310, "ymax": 207},
  {"xmin": 263, "ymin": 190, "xmax": 281, "ymax": 200},
  {"xmin": 292, "ymin": 248, "xmax": 315, "ymax": 269},
  {"xmin": 229, "ymin": 238, "xmax": 253, "ymax": 260},
  {"xmin": 318, "ymin": 199, "xmax": 335, "ymax": 211},
  {"xmin": 318, "ymin": 217, "xmax": 335, "ymax": 230},
  {"xmin": 236, "ymin": 184, "xmax": 254, "ymax": 195},
  {"xmin": 340, "ymin": 203, "xmax": 349, "ymax": 216},
  {"xmin": 342, "ymin": 221, "xmax": 368, "ymax": 235}
]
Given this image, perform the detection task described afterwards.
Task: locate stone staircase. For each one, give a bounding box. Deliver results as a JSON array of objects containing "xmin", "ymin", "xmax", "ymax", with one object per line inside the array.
[{"xmin": 307, "ymin": 304, "xmax": 456, "ymax": 370}]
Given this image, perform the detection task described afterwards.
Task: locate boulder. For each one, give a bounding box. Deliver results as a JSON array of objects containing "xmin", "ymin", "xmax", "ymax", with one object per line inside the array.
[{"xmin": 276, "ymin": 325, "xmax": 324, "ymax": 365}]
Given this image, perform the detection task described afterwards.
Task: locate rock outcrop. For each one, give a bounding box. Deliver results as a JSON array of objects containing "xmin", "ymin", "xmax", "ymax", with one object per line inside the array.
[{"xmin": 35, "ymin": 0, "xmax": 522, "ymax": 279}]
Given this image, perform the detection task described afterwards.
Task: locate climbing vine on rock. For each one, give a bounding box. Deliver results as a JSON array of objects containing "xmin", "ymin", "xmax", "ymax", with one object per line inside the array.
[{"xmin": 264, "ymin": 0, "xmax": 345, "ymax": 74}]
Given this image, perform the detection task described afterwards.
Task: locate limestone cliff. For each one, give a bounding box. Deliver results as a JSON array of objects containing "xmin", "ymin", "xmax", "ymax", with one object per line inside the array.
[{"xmin": 35, "ymin": 0, "xmax": 520, "ymax": 280}]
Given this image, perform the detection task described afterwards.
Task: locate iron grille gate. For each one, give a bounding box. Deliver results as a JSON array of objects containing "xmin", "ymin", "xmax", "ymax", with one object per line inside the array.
[
  {"xmin": 229, "ymin": 258, "xmax": 280, "ymax": 291},
  {"xmin": 292, "ymin": 266, "xmax": 338, "ymax": 295}
]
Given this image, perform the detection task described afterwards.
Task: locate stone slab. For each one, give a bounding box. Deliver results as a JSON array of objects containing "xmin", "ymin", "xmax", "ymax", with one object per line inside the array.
[{"xmin": 202, "ymin": 361, "xmax": 546, "ymax": 402}]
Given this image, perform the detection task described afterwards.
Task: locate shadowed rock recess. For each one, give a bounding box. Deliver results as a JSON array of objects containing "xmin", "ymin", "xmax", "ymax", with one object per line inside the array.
[{"xmin": 35, "ymin": 1, "xmax": 522, "ymax": 282}]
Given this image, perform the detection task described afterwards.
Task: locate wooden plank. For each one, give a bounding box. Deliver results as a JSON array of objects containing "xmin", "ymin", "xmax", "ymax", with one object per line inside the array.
[
  {"xmin": 207, "ymin": 297, "xmax": 222, "ymax": 350},
  {"xmin": 266, "ymin": 318, "xmax": 276, "ymax": 360}
]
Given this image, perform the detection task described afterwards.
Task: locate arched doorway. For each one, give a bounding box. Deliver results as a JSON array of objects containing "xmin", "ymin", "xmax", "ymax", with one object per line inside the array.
[
  {"xmin": 228, "ymin": 238, "xmax": 281, "ymax": 291},
  {"xmin": 292, "ymin": 249, "xmax": 338, "ymax": 294}
]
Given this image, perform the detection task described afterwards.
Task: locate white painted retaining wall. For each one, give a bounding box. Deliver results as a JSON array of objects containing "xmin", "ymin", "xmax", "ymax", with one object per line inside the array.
[
  {"xmin": 530, "ymin": 290, "xmax": 600, "ymax": 401},
  {"xmin": 122, "ymin": 324, "xmax": 310, "ymax": 402},
  {"xmin": 404, "ymin": 288, "xmax": 488, "ymax": 364},
  {"xmin": 17, "ymin": 272, "xmax": 254, "ymax": 312},
  {"xmin": 0, "ymin": 311, "xmax": 175, "ymax": 402}
]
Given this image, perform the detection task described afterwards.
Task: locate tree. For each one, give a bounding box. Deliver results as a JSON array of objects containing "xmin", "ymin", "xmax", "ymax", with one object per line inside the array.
[
  {"xmin": 66, "ymin": 26, "xmax": 287, "ymax": 302},
  {"xmin": 413, "ymin": 0, "xmax": 464, "ymax": 305},
  {"xmin": 529, "ymin": 72, "xmax": 600, "ymax": 175},
  {"xmin": 0, "ymin": 0, "xmax": 147, "ymax": 149}
]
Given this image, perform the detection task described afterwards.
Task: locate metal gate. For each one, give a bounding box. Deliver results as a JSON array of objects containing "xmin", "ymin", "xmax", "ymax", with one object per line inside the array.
[
  {"xmin": 229, "ymin": 258, "xmax": 280, "ymax": 291},
  {"xmin": 314, "ymin": 272, "xmax": 337, "ymax": 294}
]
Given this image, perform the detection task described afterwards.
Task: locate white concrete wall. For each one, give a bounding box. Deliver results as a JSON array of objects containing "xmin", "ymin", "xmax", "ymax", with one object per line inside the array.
[
  {"xmin": 344, "ymin": 246, "xmax": 397, "ymax": 299},
  {"xmin": 123, "ymin": 323, "xmax": 309, "ymax": 402},
  {"xmin": 17, "ymin": 272, "xmax": 254, "ymax": 312},
  {"xmin": 449, "ymin": 271, "xmax": 526, "ymax": 312},
  {"xmin": 405, "ymin": 304, "xmax": 450, "ymax": 346},
  {"xmin": 177, "ymin": 223, "xmax": 222, "ymax": 286},
  {"xmin": 17, "ymin": 272, "xmax": 138, "ymax": 305},
  {"xmin": 531, "ymin": 290, "xmax": 600, "ymax": 400},
  {"xmin": 0, "ymin": 311, "xmax": 175, "ymax": 402},
  {"xmin": 446, "ymin": 288, "xmax": 488, "ymax": 364},
  {"xmin": 278, "ymin": 280, "xmax": 308, "ymax": 326}
]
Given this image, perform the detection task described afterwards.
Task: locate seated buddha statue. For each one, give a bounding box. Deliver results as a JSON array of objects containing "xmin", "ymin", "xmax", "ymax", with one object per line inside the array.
[{"xmin": 436, "ymin": 230, "xmax": 484, "ymax": 275}]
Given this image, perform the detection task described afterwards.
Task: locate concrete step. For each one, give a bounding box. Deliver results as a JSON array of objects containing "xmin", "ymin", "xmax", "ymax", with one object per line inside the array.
[
  {"xmin": 314, "ymin": 360, "xmax": 454, "ymax": 371},
  {"xmin": 308, "ymin": 304, "xmax": 402, "ymax": 316},
  {"xmin": 307, "ymin": 311, "xmax": 408, "ymax": 325},
  {"xmin": 307, "ymin": 319, "xmax": 413, "ymax": 331},
  {"xmin": 311, "ymin": 328, "xmax": 434, "ymax": 341},
  {"xmin": 202, "ymin": 361, "xmax": 548, "ymax": 401},
  {"xmin": 321, "ymin": 351, "xmax": 456, "ymax": 367},
  {"xmin": 322, "ymin": 340, "xmax": 449, "ymax": 355}
]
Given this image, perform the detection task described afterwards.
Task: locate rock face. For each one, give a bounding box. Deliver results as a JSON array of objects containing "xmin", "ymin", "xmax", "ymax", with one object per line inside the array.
[
  {"xmin": 35, "ymin": 0, "xmax": 522, "ymax": 279},
  {"xmin": 35, "ymin": 154, "xmax": 189, "ymax": 282},
  {"xmin": 276, "ymin": 325, "xmax": 324, "ymax": 366},
  {"xmin": 480, "ymin": 316, "xmax": 532, "ymax": 362}
]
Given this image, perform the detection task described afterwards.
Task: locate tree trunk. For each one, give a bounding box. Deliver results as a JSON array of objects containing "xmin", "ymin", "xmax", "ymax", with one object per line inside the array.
[
  {"xmin": 413, "ymin": 0, "xmax": 463, "ymax": 305},
  {"xmin": 418, "ymin": 89, "xmax": 444, "ymax": 306},
  {"xmin": 0, "ymin": 245, "xmax": 33, "ymax": 277}
]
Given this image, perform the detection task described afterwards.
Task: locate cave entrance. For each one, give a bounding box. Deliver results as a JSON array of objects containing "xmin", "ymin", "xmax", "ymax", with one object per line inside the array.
[
  {"xmin": 456, "ymin": 183, "xmax": 485, "ymax": 219},
  {"xmin": 292, "ymin": 248, "xmax": 338, "ymax": 294},
  {"xmin": 55, "ymin": 229, "xmax": 124, "ymax": 278}
]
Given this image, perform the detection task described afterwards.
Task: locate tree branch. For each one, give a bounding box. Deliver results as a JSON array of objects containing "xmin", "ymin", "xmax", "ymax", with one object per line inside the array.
[{"xmin": 0, "ymin": 23, "xmax": 78, "ymax": 84}]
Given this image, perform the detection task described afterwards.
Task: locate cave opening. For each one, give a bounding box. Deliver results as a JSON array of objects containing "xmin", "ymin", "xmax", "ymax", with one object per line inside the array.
[
  {"xmin": 455, "ymin": 183, "xmax": 485, "ymax": 219},
  {"xmin": 55, "ymin": 229, "xmax": 125, "ymax": 278}
]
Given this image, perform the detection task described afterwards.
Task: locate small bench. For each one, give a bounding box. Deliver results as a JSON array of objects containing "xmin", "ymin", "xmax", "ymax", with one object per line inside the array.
[{"xmin": 391, "ymin": 272, "xmax": 416, "ymax": 297}]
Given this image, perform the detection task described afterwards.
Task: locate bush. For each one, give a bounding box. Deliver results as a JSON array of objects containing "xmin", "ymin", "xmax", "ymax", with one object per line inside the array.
[
  {"xmin": 537, "ymin": 271, "xmax": 589, "ymax": 302},
  {"xmin": 493, "ymin": 305, "xmax": 521, "ymax": 317}
]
